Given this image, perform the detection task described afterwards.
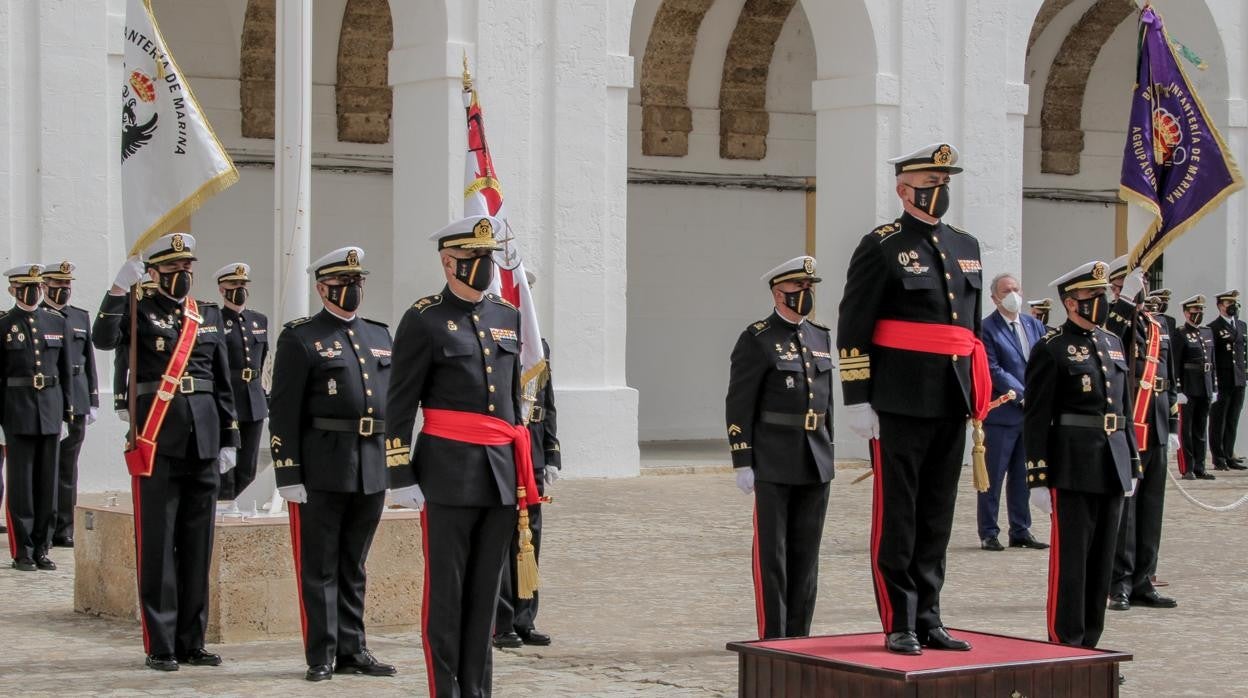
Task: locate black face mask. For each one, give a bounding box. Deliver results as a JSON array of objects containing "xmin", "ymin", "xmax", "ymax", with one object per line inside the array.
[
  {"xmin": 158, "ymin": 269, "xmax": 192, "ymax": 299},
  {"xmin": 45, "ymin": 286, "xmax": 70, "ymax": 306},
  {"xmin": 1034, "ymin": 311, "xmax": 1050, "ymax": 326},
  {"xmin": 1155, "ymin": 301, "xmax": 1168, "ymax": 314},
  {"xmin": 14, "ymin": 284, "xmax": 41, "ymax": 307},
  {"xmin": 1188, "ymin": 312, "xmax": 1204, "ymax": 327},
  {"xmin": 325, "ymin": 282, "xmax": 362, "ymax": 313},
  {"xmin": 1073, "ymin": 293, "xmax": 1109, "ymax": 327},
  {"xmin": 455, "ymin": 256, "xmax": 494, "ymax": 291},
  {"xmin": 223, "ymin": 287, "xmax": 248, "ymax": 306},
  {"xmin": 910, "ymin": 183, "xmax": 950, "ymax": 219},
  {"xmin": 1228, "ymin": 304, "xmax": 1240, "ymax": 317},
  {"xmin": 781, "ymin": 288, "xmax": 814, "ymax": 317}
]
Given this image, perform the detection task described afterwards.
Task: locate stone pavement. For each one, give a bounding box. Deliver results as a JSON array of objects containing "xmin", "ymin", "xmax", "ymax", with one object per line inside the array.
[{"xmin": 3, "ymin": 464, "xmax": 1248, "ymax": 696}]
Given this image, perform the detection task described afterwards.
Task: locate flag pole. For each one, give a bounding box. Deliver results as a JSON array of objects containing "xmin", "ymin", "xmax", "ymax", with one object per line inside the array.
[{"xmin": 127, "ymin": 283, "xmax": 139, "ymax": 448}]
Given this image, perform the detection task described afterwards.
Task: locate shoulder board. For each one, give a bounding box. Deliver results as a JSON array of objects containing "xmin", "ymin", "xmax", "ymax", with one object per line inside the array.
[
  {"xmin": 363, "ymin": 318, "xmax": 389, "ymax": 329},
  {"xmin": 284, "ymin": 316, "xmax": 312, "ymax": 329},
  {"xmin": 749, "ymin": 319, "xmax": 769, "ymax": 335},
  {"xmin": 0, "ymin": 310, "xmax": 7, "ymax": 319},
  {"xmin": 487, "ymin": 293, "xmax": 517, "ymax": 311},
  {"xmin": 947, "ymin": 224, "xmax": 973, "ymax": 237},
  {"xmin": 43, "ymin": 307, "xmax": 66, "ymax": 318},
  {"xmin": 807, "ymin": 319, "xmax": 830, "ymax": 331},
  {"xmin": 68, "ymin": 304, "xmax": 87, "ymax": 313},
  {"xmin": 1041, "ymin": 326, "xmax": 1064, "ymax": 343},
  {"xmin": 871, "ymin": 219, "xmax": 902, "ymax": 239},
  {"xmin": 412, "ymin": 294, "xmax": 442, "ymax": 313},
  {"xmin": 197, "ymin": 299, "xmax": 218, "ymax": 306}
]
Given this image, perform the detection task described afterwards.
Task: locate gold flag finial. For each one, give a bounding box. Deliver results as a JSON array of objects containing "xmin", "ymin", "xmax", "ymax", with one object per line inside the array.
[{"xmin": 462, "ymin": 51, "xmax": 473, "ymax": 92}]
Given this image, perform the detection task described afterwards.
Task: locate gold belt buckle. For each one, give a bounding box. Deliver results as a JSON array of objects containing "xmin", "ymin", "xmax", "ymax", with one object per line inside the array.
[
  {"xmin": 1103, "ymin": 413, "xmax": 1119, "ymax": 434},
  {"xmin": 804, "ymin": 410, "xmax": 819, "ymax": 431},
  {"xmin": 241, "ymin": 368, "xmax": 255, "ymax": 382},
  {"xmin": 32, "ymin": 373, "xmax": 45, "ymax": 390},
  {"xmin": 179, "ymin": 375, "xmax": 195, "ymax": 393},
  {"xmin": 358, "ymin": 417, "xmax": 375, "ymax": 437},
  {"xmin": 1139, "ymin": 378, "xmax": 1152, "ymax": 391},
  {"xmin": 529, "ymin": 405, "xmax": 544, "ymax": 423}
]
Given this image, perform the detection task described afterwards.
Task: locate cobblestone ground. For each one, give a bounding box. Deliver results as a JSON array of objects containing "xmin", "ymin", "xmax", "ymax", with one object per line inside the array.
[{"xmin": 2, "ymin": 464, "xmax": 1247, "ymax": 696}]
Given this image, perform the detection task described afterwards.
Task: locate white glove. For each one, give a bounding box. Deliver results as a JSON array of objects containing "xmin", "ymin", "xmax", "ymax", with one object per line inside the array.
[
  {"xmin": 277, "ymin": 484, "xmax": 308, "ymax": 504},
  {"xmin": 112, "ymin": 256, "xmax": 146, "ymax": 291},
  {"xmin": 116, "ymin": 409, "xmax": 130, "ymax": 423},
  {"xmin": 1167, "ymin": 433, "xmax": 1181, "ymax": 456},
  {"xmin": 1126, "ymin": 478, "xmax": 1140, "ymax": 498},
  {"xmin": 1176, "ymin": 394, "xmax": 1189, "ymax": 406},
  {"xmin": 218, "ymin": 447, "xmax": 237, "ymax": 474},
  {"xmin": 0, "ymin": 427, "xmax": 6, "ymax": 446},
  {"xmin": 543, "ymin": 467, "xmax": 559, "ymax": 486},
  {"xmin": 86, "ymin": 407, "xmax": 99, "ymax": 426},
  {"xmin": 60, "ymin": 422, "xmax": 68, "ymax": 440},
  {"xmin": 1119, "ymin": 268, "xmax": 1146, "ymax": 303},
  {"xmin": 388, "ymin": 484, "xmax": 425, "ymax": 511},
  {"xmin": 1213, "ymin": 392, "xmax": 1220, "ymax": 403},
  {"xmin": 847, "ymin": 403, "xmax": 880, "ymax": 440},
  {"xmin": 1030, "ymin": 487, "xmax": 1053, "ymax": 515},
  {"xmin": 735, "ymin": 467, "xmax": 755, "ymax": 495}
]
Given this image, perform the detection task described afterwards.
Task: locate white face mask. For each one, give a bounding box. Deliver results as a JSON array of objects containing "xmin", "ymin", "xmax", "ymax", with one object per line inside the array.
[{"xmin": 999, "ymin": 291, "xmax": 1022, "ymax": 314}]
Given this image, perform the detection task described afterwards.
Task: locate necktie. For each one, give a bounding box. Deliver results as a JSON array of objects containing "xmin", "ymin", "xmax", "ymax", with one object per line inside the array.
[{"xmin": 1011, "ymin": 321, "xmax": 1029, "ymax": 356}]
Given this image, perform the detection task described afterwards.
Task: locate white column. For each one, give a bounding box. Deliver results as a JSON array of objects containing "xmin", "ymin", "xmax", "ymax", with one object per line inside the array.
[{"xmin": 273, "ymin": 0, "xmax": 312, "ymax": 323}]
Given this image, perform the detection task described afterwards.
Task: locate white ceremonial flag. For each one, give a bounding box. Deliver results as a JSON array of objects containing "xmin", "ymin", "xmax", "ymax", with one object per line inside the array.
[{"xmin": 121, "ymin": 0, "xmax": 237, "ymax": 256}]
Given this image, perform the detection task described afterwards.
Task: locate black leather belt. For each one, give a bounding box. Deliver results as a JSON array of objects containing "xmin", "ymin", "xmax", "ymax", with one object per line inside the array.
[
  {"xmin": 312, "ymin": 417, "xmax": 384, "ymax": 437},
  {"xmin": 9, "ymin": 374, "xmax": 59, "ymax": 390},
  {"xmin": 136, "ymin": 376, "xmax": 214, "ymax": 396},
  {"xmin": 761, "ymin": 410, "xmax": 824, "ymax": 431},
  {"xmin": 233, "ymin": 368, "xmax": 257, "ymax": 382},
  {"xmin": 72, "ymin": 366, "xmax": 82, "ymax": 375},
  {"xmin": 1059, "ymin": 413, "xmax": 1126, "ymax": 434},
  {"xmin": 1141, "ymin": 377, "xmax": 1171, "ymax": 392},
  {"xmin": 1184, "ymin": 362, "xmax": 1211, "ymax": 372}
]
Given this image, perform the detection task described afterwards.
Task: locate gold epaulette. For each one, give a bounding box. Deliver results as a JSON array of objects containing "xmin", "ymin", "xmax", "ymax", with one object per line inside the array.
[
  {"xmin": 487, "ymin": 293, "xmax": 517, "ymax": 311},
  {"xmin": 284, "ymin": 316, "xmax": 312, "ymax": 329},
  {"xmin": 749, "ymin": 320, "xmax": 769, "ymax": 335},
  {"xmin": 807, "ymin": 318, "xmax": 830, "ymax": 331},
  {"xmin": 412, "ymin": 294, "xmax": 442, "ymax": 313},
  {"xmin": 872, "ymin": 220, "xmax": 902, "ymax": 239}
]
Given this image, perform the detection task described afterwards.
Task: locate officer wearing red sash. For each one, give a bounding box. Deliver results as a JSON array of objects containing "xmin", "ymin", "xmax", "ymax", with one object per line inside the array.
[
  {"xmin": 94, "ymin": 233, "xmax": 239, "ymax": 671},
  {"xmin": 1173, "ymin": 295, "xmax": 1218, "ymax": 480},
  {"xmin": 214, "ymin": 263, "xmax": 268, "ymax": 502},
  {"xmin": 2, "ymin": 264, "xmax": 73, "ymax": 571},
  {"xmin": 269, "ymin": 246, "xmax": 396, "ymax": 682},
  {"xmin": 837, "ymin": 143, "xmax": 983, "ymax": 655},
  {"xmin": 1025, "ymin": 260, "xmax": 1139, "ymax": 649},
  {"xmin": 386, "ymin": 215, "xmax": 521, "ymax": 697}
]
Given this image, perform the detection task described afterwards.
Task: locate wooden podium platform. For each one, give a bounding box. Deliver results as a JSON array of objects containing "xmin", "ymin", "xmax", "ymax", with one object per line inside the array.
[{"xmin": 727, "ymin": 629, "xmax": 1130, "ymax": 697}]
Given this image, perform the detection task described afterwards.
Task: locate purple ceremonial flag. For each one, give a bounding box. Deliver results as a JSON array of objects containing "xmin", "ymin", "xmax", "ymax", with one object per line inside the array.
[{"xmin": 1120, "ymin": 7, "xmax": 1243, "ymax": 271}]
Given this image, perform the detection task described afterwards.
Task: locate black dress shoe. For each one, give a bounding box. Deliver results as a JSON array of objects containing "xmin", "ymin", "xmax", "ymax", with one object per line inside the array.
[
  {"xmin": 921, "ymin": 627, "xmax": 972, "ymax": 651},
  {"xmin": 52, "ymin": 536, "xmax": 73, "ymax": 548},
  {"xmin": 492, "ymin": 631, "xmax": 523, "ymax": 649},
  {"xmin": 146, "ymin": 654, "xmax": 179, "ymax": 672},
  {"xmin": 11, "ymin": 558, "xmax": 36, "ymax": 572},
  {"xmin": 1131, "ymin": 590, "xmax": 1177, "ymax": 608},
  {"xmin": 35, "ymin": 556, "xmax": 56, "ymax": 571},
  {"xmin": 1182, "ymin": 471, "xmax": 1196, "ymax": 480},
  {"xmin": 518, "ymin": 628, "xmax": 552, "ymax": 646},
  {"xmin": 884, "ymin": 631, "xmax": 922, "ymax": 655},
  {"xmin": 1228, "ymin": 462, "xmax": 1247, "ymax": 471},
  {"xmin": 1233, "ymin": 456, "xmax": 1245, "ymax": 465},
  {"xmin": 1009, "ymin": 535, "xmax": 1050, "ymax": 550},
  {"xmin": 305, "ymin": 664, "xmax": 333, "ymax": 682},
  {"xmin": 980, "ymin": 537, "xmax": 1004, "ymax": 551},
  {"xmin": 1197, "ymin": 472, "xmax": 1217, "ymax": 480},
  {"xmin": 1107, "ymin": 594, "xmax": 1130, "ymax": 611},
  {"xmin": 335, "ymin": 649, "xmax": 396, "ymax": 676},
  {"xmin": 177, "ymin": 648, "xmax": 222, "ymax": 666}
]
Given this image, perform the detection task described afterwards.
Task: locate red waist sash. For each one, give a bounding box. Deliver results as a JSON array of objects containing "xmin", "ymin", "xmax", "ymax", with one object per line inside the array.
[
  {"xmin": 871, "ymin": 319, "xmax": 991, "ymax": 421},
  {"xmin": 421, "ymin": 408, "xmax": 542, "ymax": 509}
]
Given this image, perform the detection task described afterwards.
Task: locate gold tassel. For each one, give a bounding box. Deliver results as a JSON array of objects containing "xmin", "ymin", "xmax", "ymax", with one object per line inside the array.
[
  {"xmin": 515, "ymin": 487, "xmax": 539, "ymax": 599},
  {"xmin": 971, "ymin": 419, "xmax": 990, "ymax": 492}
]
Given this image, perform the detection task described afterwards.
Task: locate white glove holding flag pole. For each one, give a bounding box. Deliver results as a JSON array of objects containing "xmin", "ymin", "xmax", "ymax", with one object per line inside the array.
[
  {"xmin": 1030, "ymin": 487, "xmax": 1053, "ymax": 515},
  {"xmin": 1120, "ymin": 268, "xmax": 1146, "ymax": 303},
  {"xmin": 278, "ymin": 484, "xmax": 307, "ymax": 504},
  {"xmin": 735, "ymin": 467, "xmax": 755, "ymax": 495},
  {"xmin": 389, "ymin": 484, "xmax": 425, "ymax": 511},
  {"xmin": 1168, "ymin": 433, "xmax": 1181, "ymax": 457},
  {"xmin": 847, "ymin": 403, "xmax": 880, "ymax": 440},
  {"xmin": 218, "ymin": 447, "xmax": 237, "ymax": 474},
  {"xmin": 112, "ymin": 256, "xmax": 146, "ymax": 293}
]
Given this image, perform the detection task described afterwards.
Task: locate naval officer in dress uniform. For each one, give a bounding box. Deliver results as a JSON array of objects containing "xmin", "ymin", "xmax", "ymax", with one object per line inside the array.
[
  {"xmin": 1025, "ymin": 260, "xmax": 1139, "ymax": 649},
  {"xmin": 269, "ymin": 246, "xmax": 397, "ymax": 682},
  {"xmin": 1029, "ymin": 298, "xmax": 1055, "ymax": 331},
  {"xmin": 1173, "ymin": 295, "xmax": 1218, "ymax": 480},
  {"xmin": 94, "ymin": 233, "xmax": 239, "ymax": 670},
  {"xmin": 837, "ymin": 143, "xmax": 983, "ymax": 655},
  {"xmin": 386, "ymin": 215, "xmax": 522, "ymax": 697},
  {"xmin": 726, "ymin": 255, "xmax": 835, "ymax": 640},
  {"xmin": 2, "ymin": 264, "xmax": 73, "ymax": 571},
  {"xmin": 1208, "ymin": 290, "xmax": 1247, "ymax": 470},
  {"xmin": 40, "ymin": 261, "xmax": 98, "ymax": 548},
  {"xmin": 215, "ymin": 263, "xmax": 268, "ymax": 502}
]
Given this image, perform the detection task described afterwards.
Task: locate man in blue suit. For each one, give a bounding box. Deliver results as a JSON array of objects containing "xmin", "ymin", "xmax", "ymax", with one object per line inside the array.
[{"xmin": 979, "ymin": 273, "xmax": 1049, "ymax": 551}]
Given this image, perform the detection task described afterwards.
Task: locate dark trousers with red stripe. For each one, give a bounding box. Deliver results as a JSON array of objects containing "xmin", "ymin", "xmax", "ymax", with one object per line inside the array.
[
  {"xmin": 871, "ymin": 413, "xmax": 966, "ymax": 635},
  {"xmin": 289, "ymin": 489, "xmax": 384, "ymax": 666},
  {"xmin": 54, "ymin": 415, "xmax": 86, "ymax": 540},
  {"xmin": 6, "ymin": 433, "xmax": 59, "ymax": 562},
  {"xmin": 1181, "ymin": 398, "xmax": 1211, "ymax": 474},
  {"xmin": 422, "ymin": 503, "xmax": 516, "ymax": 698},
  {"xmin": 1111, "ymin": 446, "xmax": 1166, "ymax": 598},
  {"xmin": 752, "ymin": 480, "xmax": 830, "ymax": 639},
  {"xmin": 495, "ymin": 481, "xmax": 544, "ymax": 635},
  {"xmin": 1047, "ymin": 489, "xmax": 1122, "ymax": 648},
  {"xmin": 217, "ymin": 419, "xmax": 263, "ymax": 501}
]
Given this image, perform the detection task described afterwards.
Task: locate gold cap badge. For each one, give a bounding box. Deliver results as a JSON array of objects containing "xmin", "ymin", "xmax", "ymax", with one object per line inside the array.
[
  {"xmin": 346, "ymin": 249, "xmax": 360, "ymax": 267},
  {"xmin": 473, "ymin": 218, "xmax": 494, "ymax": 240},
  {"xmin": 172, "ymin": 234, "xmax": 185, "ymax": 252},
  {"xmin": 933, "ymin": 144, "xmax": 952, "ymax": 166},
  {"xmin": 803, "ymin": 257, "xmax": 815, "ymax": 274},
  {"xmin": 59, "ymin": 261, "xmax": 72, "ymax": 274},
  {"xmin": 1091, "ymin": 262, "xmax": 1107, "ymax": 280}
]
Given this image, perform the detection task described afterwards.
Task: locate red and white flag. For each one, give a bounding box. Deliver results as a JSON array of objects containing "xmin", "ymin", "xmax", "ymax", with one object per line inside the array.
[{"xmin": 462, "ymin": 63, "xmax": 548, "ymax": 412}]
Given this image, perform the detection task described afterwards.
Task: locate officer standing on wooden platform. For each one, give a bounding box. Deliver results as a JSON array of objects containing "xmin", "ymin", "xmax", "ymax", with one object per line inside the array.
[
  {"xmin": 837, "ymin": 143, "xmax": 984, "ymax": 655},
  {"xmin": 94, "ymin": 233, "xmax": 239, "ymax": 671},
  {"xmin": 269, "ymin": 246, "xmax": 397, "ymax": 682},
  {"xmin": 725, "ymin": 255, "xmax": 835, "ymax": 640},
  {"xmin": 1025, "ymin": 260, "xmax": 1139, "ymax": 649},
  {"xmin": 386, "ymin": 215, "xmax": 523, "ymax": 697},
  {"xmin": 214, "ymin": 263, "xmax": 268, "ymax": 502},
  {"xmin": 2, "ymin": 264, "xmax": 73, "ymax": 571},
  {"xmin": 40, "ymin": 261, "xmax": 98, "ymax": 548},
  {"xmin": 1173, "ymin": 295, "xmax": 1218, "ymax": 480}
]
